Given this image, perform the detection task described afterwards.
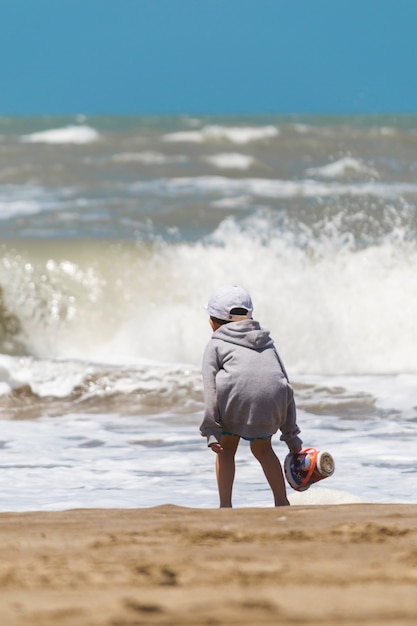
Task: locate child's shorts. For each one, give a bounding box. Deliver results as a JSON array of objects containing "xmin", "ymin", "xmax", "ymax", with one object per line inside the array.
[{"xmin": 221, "ymin": 431, "xmax": 272, "ymax": 442}]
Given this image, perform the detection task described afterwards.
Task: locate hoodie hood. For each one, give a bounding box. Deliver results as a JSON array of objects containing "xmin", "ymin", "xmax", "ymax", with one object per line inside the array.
[{"xmin": 213, "ymin": 319, "xmax": 274, "ymax": 350}]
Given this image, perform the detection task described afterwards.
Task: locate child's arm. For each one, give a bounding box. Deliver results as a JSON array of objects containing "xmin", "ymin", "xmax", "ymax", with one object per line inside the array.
[
  {"xmin": 273, "ymin": 347, "xmax": 302, "ymax": 453},
  {"xmin": 279, "ymin": 384, "xmax": 303, "ymax": 453},
  {"xmin": 200, "ymin": 342, "xmax": 223, "ymax": 447}
]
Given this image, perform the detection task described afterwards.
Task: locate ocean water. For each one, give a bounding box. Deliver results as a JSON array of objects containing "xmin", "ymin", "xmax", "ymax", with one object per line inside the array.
[{"xmin": 0, "ymin": 114, "xmax": 416, "ymax": 510}]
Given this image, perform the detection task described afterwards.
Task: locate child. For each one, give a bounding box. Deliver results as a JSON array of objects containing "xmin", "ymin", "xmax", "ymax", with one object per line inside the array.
[{"xmin": 200, "ymin": 284, "xmax": 302, "ymax": 508}]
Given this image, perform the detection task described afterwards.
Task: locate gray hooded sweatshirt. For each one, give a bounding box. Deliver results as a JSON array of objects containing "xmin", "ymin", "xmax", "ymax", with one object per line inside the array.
[{"xmin": 200, "ymin": 319, "xmax": 302, "ymax": 451}]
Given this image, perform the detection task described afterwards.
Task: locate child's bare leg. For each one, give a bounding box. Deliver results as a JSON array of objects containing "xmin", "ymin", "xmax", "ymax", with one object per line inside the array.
[
  {"xmin": 215, "ymin": 435, "xmax": 240, "ymax": 508},
  {"xmin": 250, "ymin": 438, "xmax": 290, "ymax": 506}
]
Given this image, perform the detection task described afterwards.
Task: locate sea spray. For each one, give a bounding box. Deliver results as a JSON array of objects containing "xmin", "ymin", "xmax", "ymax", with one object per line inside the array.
[{"xmin": 1, "ymin": 219, "xmax": 416, "ymax": 374}]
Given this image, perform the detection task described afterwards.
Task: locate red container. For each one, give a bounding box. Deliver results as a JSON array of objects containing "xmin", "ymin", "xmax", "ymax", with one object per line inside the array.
[{"xmin": 284, "ymin": 447, "xmax": 335, "ymax": 492}]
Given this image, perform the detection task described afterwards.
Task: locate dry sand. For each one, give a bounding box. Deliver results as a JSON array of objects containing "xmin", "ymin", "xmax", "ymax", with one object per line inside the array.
[{"xmin": 0, "ymin": 503, "xmax": 416, "ymax": 625}]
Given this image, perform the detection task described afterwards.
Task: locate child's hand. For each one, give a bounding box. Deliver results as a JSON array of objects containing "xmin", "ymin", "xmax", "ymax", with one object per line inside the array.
[
  {"xmin": 209, "ymin": 442, "xmax": 224, "ymax": 454},
  {"xmin": 289, "ymin": 436, "xmax": 303, "ymax": 454}
]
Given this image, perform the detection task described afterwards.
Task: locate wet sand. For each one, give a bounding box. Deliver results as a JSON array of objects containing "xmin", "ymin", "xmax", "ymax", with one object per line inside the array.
[{"xmin": 0, "ymin": 503, "xmax": 416, "ymax": 625}]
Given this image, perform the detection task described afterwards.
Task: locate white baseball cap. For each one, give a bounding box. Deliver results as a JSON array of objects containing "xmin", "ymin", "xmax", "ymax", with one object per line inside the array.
[{"xmin": 206, "ymin": 285, "xmax": 253, "ymax": 321}]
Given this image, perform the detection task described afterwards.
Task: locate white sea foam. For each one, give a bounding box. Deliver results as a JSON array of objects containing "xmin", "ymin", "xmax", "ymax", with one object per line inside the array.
[
  {"xmin": 21, "ymin": 125, "xmax": 99, "ymax": 144},
  {"xmin": 324, "ymin": 373, "xmax": 417, "ymax": 420},
  {"xmin": 162, "ymin": 125, "xmax": 279, "ymax": 144},
  {"xmin": 0, "ymin": 185, "xmax": 73, "ymax": 219},
  {"xmin": 211, "ymin": 195, "xmax": 251, "ymax": 208},
  {"xmin": 306, "ymin": 157, "xmax": 379, "ymax": 179},
  {"xmin": 109, "ymin": 151, "xmax": 188, "ymax": 164},
  {"xmin": 289, "ymin": 487, "xmax": 367, "ymax": 506},
  {"xmin": 0, "ymin": 355, "xmax": 91, "ymax": 398},
  {"xmin": 0, "ymin": 354, "xmax": 202, "ymax": 419},
  {"xmin": 0, "ymin": 199, "xmax": 44, "ymax": 219},
  {"xmin": 130, "ymin": 175, "xmax": 417, "ymax": 199},
  {"xmin": 204, "ymin": 153, "xmax": 254, "ymax": 170}
]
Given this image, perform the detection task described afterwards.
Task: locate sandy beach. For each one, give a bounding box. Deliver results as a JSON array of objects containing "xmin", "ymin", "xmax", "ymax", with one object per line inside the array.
[{"xmin": 0, "ymin": 504, "xmax": 416, "ymax": 625}]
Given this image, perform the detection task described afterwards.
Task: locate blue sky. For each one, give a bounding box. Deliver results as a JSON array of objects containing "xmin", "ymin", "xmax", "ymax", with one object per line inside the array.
[{"xmin": 1, "ymin": 0, "xmax": 417, "ymax": 115}]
